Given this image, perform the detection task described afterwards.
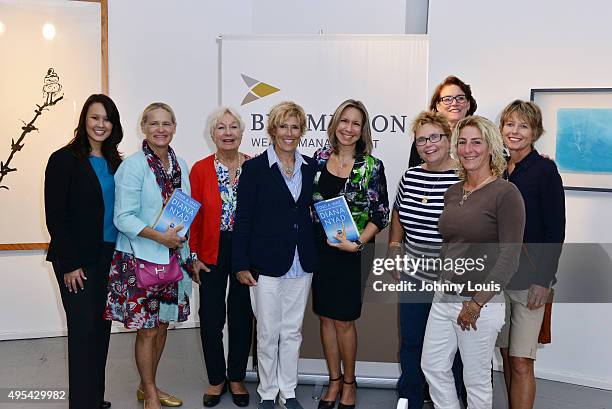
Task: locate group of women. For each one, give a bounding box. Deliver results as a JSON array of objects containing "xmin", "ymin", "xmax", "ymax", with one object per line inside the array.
[
  {"xmin": 44, "ymin": 73, "xmax": 564, "ymax": 409},
  {"xmin": 392, "ymin": 76, "xmax": 565, "ymax": 409}
]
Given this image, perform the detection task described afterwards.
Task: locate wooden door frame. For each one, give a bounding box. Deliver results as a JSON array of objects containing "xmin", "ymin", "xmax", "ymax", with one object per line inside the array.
[{"xmin": 0, "ymin": 0, "xmax": 108, "ymax": 250}]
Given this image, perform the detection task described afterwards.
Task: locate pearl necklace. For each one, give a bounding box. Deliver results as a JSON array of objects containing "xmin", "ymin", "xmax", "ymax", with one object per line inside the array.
[
  {"xmin": 215, "ymin": 153, "xmax": 242, "ymax": 170},
  {"xmin": 460, "ymin": 175, "xmax": 495, "ymax": 206},
  {"xmin": 165, "ymin": 151, "xmax": 173, "ymax": 174}
]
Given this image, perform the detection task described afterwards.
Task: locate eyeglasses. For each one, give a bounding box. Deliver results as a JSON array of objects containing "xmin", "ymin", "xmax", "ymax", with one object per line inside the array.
[
  {"xmin": 415, "ymin": 133, "xmax": 446, "ymax": 146},
  {"xmin": 438, "ymin": 95, "xmax": 468, "ymax": 105}
]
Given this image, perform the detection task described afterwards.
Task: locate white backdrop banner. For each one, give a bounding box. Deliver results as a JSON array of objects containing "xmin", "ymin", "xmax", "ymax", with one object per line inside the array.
[
  {"xmin": 220, "ymin": 34, "xmax": 428, "ymax": 201},
  {"xmin": 221, "ymin": 34, "xmax": 428, "ymax": 382}
]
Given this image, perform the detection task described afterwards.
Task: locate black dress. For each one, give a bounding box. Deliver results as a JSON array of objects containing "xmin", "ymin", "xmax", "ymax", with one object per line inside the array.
[{"xmin": 312, "ymin": 166, "xmax": 372, "ymax": 321}]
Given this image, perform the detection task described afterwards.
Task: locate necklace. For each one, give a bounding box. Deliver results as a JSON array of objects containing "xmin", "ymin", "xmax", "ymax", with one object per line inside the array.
[
  {"xmin": 283, "ymin": 165, "xmax": 293, "ymax": 176},
  {"xmin": 165, "ymin": 151, "xmax": 173, "ymax": 174},
  {"xmin": 215, "ymin": 153, "xmax": 242, "ymax": 170},
  {"xmin": 460, "ymin": 175, "xmax": 495, "ymax": 206},
  {"xmin": 421, "ymin": 174, "xmax": 444, "ymax": 204},
  {"xmin": 215, "ymin": 153, "xmax": 243, "ymax": 182},
  {"xmin": 335, "ymin": 152, "xmax": 354, "ymax": 169},
  {"xmin": 279, "ymin": 159, "xmax": 294, "ymax": 176}
]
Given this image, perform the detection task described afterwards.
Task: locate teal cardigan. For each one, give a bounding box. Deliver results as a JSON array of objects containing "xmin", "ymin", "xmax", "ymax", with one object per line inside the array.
[
  {"xmin": 113, "ymin": 150, "xmax": 192, "ymax": 264},
  {"xmin": 113, "ymin": 150, "xmax": 193, "ymax": 322}
]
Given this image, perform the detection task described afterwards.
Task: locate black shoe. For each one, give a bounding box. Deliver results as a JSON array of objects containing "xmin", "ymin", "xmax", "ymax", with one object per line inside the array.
[
  {"xmin": 100, "ymin": 400, "xmax": 111, "ymax": 409},
  {"xmin": 203, "ymin": 382, "xmax": 227, "ymax": 407},
  {"xmin": 228, "ymin": 382, "xmax": 249, "ymax": 407},
  {"xmin": 423, "ymin": 382, "xmax": 432, "ymax": 403},
  {"xmin": 337, "ymin": 378, "xmax": 357, "ymax": 409},
  {"xmin": 318, "ymin": 374, "xmax": 343, "ymax": 409}
]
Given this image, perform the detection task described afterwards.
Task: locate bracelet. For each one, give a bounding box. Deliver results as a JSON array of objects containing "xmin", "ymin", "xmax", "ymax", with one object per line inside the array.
[
  {"xmin": 389, "ymin": 241, "xmax": 402, "ymax": 248},
  {"xmin": 471, "ymin": 298, "xmax": 483, "ymax": 308}
]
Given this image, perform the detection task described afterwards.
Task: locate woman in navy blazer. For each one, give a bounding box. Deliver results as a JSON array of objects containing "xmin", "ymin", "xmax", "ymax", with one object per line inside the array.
[
  {"xmin": 44, "ymin": 94, "xmax": 123, "ymax": 409},
  {"xmin": 233, "ymin": 101, "xmax": 316, "ymax": 409}
]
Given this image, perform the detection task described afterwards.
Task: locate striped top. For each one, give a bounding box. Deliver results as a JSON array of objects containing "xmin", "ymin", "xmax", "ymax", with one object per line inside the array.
[{"xmin": 393, "ymin": 166, "xmax": 459, "ymax": 282}]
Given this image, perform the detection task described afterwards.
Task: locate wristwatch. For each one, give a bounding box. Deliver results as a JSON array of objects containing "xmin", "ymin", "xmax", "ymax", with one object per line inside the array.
[{"xmin": 354, "ymin": 239, "xmax": 365, "ymax": 252}]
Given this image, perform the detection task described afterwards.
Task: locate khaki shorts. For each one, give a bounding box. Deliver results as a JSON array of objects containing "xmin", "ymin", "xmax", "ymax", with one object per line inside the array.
[{"xmin": 496, "ymin": 290, "xmax": 545, "ymax": 359}]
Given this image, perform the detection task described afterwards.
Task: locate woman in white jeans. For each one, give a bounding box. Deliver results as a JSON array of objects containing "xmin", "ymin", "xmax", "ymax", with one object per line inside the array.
[{"xmin": 421, "ymin": 116, "xmax": 525, "ymax": 409}]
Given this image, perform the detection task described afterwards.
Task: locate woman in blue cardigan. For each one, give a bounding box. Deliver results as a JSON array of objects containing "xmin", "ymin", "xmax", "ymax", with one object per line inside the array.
[{"xmin": 104, "ymin": 102, "xmax": 204, "ymax": 409}]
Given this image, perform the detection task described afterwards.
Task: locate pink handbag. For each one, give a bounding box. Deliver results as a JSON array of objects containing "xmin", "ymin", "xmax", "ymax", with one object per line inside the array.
[{"xmin": 134, "ymin": 254, "xmax": 183, "ymax": 289}]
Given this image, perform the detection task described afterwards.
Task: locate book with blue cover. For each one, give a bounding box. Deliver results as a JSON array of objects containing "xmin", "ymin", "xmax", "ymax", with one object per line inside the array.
[
  {"xmin": 153, "ymin": 189, "xmax": 201, "ymax": 238},
  {"xmin": 313, "ymin": 196, "xmax": 359, "ymax": 243}
]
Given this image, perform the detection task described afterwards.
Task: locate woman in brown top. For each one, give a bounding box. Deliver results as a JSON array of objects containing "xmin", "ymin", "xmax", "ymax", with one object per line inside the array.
[{"xmin": 421, "ymin": 116, "xmax": 525, "ymax": 409}]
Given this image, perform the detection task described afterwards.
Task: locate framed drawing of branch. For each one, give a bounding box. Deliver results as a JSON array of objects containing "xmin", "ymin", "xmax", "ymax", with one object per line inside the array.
[
  {"xmin": 0, "ymin": 0, "xmax": 108, "ymax": 250},
  {"xmin": 531, "ymin": 88, "xmax": 612, "ymax": 193}
]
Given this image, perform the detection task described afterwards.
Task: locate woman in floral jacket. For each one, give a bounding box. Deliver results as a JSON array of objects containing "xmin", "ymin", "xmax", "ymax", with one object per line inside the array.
[{"xmin": 312, "ymin": 99, "xmax": 389, "ymax": 409}]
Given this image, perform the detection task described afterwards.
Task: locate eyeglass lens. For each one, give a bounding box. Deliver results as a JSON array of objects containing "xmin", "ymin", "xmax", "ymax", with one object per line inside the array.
[
  {"xmin": 439, "ymin": 95, "xmax": 467, "ymax": 105},
  {"xmin": 416, "ymin": 134, "xmax": 444, "ymax": 145}
]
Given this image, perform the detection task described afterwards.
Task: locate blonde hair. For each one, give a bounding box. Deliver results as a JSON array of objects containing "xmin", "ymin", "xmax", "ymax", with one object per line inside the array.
[
  {"xmin": 140, "ymin": 102, "xmax": 176, "ymax": 132},
  {"xmin": 451, "ymin": 115, "xmax": 506, "ymax": 180},
  {"xmin": 499, "ymin": 99, "xmax": 544, "ymax": 143},
  {"xmin": 266, "ymin": 101, "xmax": 307, "ymax": 141},
  {"xmin": 411, "ymin": 111, "xmax": 452, "ymax": 138},
  {"xmin": 327, "ymin": 99, "xmax": 373, "ymax": 155}
]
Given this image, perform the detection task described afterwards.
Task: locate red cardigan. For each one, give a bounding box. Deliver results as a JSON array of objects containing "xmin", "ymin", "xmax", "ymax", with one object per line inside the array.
[{"xmin": 189, "ymin": 154, "xmax": 222, "ymax": 265}]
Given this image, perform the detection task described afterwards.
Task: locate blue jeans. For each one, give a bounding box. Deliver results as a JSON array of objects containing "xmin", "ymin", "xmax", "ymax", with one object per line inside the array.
[{"xmin": 397, "ymin": 278, "xmax": 466, "ymax": 408}]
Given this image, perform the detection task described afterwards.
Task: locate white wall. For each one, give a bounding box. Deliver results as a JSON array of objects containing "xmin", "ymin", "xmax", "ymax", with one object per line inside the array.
[
  {"xmin": 251, "ymin": 0, "xmax": 406, "ymax": 34},
  {"xmin": 428, "ymin": 0, "xmax": 612, "ymax": 389},
  {"xmin": 107, "ymin": 0, "xmax": 254, "ymax": 164}
]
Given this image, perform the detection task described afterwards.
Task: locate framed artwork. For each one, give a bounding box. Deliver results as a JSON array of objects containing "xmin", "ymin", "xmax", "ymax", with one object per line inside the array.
[
  {"xmin": 0, "ymin": 0, "xmax": 108, "ymax": 250},
  {"xmin": 531, "ymin": 88, "xmax": 612, "ymax": 193}
]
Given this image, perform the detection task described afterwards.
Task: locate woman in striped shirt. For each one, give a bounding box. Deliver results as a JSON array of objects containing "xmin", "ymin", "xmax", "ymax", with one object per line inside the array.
[{"xmin": 390, "ymin": 111, "xmax": 463, "ymax": 409}]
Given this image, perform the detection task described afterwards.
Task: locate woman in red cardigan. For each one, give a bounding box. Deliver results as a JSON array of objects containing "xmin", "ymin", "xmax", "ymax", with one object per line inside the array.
[{"xmin": 190, "ymin": 107, "xmax": 253, "ymax": 408}]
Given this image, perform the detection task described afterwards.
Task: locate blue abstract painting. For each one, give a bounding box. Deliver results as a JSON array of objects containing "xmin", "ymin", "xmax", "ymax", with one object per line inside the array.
[{"xmin": 556, "ymin": 108, "xmax": 612, "ymax": 173}]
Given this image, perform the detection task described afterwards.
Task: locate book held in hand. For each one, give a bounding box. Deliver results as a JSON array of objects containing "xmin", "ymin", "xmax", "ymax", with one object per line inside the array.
[
  {"xmin": 153, "ymin": 189, "xmax": 201, "ymax": 238},
  {"xmin": 313, "ymin": 196, "xmax": 359, "ymax": 243}
]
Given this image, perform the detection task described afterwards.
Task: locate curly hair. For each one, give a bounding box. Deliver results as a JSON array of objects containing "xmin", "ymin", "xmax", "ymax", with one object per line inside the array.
[
  {"xmin": 266, "ymin": 101, "xmax": 307, "ymax": 140},
  {"xmin": 451, "ymin": 115, "xmax": 506, "ymax": 181}
]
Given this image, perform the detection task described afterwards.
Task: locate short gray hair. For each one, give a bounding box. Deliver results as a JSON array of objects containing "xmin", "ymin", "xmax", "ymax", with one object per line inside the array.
[{"xmin": 206, "ymin": 107, "xmax": 245, "ymax": 138}]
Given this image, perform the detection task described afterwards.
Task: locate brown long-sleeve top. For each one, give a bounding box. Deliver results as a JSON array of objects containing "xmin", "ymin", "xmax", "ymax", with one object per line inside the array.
[{"xmin": 437, "ymin": 178, "xmax": 526, "ymax": 302}]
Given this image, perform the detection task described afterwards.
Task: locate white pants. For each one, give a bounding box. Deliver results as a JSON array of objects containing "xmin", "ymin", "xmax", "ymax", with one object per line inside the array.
[
  {"xmin": 421, "ymin": 292, "xmax": 505, "ymax": 409},
  {"xmin": 250, "ymin": 273, "xmax": 312, "ymax": 401}
]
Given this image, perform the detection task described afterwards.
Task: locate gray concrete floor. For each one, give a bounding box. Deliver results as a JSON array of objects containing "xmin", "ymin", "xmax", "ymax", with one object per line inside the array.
[{"xmin": 1, "ymin": 328, "xmax": 610, "ymax": 409}]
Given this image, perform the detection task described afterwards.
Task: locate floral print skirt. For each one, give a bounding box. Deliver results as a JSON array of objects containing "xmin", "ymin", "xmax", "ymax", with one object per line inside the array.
[{"xmin": 103, "ymin": 250, "xmax": 191, "ymax": 329}]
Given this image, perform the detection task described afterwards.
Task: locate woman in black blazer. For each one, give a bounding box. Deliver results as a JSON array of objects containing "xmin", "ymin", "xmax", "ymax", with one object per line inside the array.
[{"xmin": 44, "ymin": 94, "xmax": 123, "ymax": 409}]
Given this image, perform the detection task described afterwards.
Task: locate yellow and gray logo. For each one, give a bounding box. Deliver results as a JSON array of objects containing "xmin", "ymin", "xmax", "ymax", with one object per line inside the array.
[{"xmin": 241, "ymin": 74, "xmax": 280, "ymax": 105}]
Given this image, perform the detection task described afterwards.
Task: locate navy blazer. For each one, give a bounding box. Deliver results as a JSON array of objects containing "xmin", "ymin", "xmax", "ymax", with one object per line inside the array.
[
  {"xmin": 232, "ymin": 150, "xmax": 317, "ymax": 277},
  {"xmin": 45, "ymin": 146, "xmax": 106, "ymax": 274},
  {"xmin": 504, "ymin": 149, "xmax": 566, "ymax": 289}
]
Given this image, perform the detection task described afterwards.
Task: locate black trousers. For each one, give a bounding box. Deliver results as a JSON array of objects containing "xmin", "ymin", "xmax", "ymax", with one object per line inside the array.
[
  {"xmin": 199, "ymin": 231, "xmax": 253, "ymax": 385},
  {"xmin": 53, "ymin": 243, "xmax": 114, "ymax": 409}
]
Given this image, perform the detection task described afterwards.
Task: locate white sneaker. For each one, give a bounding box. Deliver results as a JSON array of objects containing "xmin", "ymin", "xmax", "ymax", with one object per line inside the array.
[{"xmin": 396, "ymin": 398, "xmax": 408, "ymax": 409}]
